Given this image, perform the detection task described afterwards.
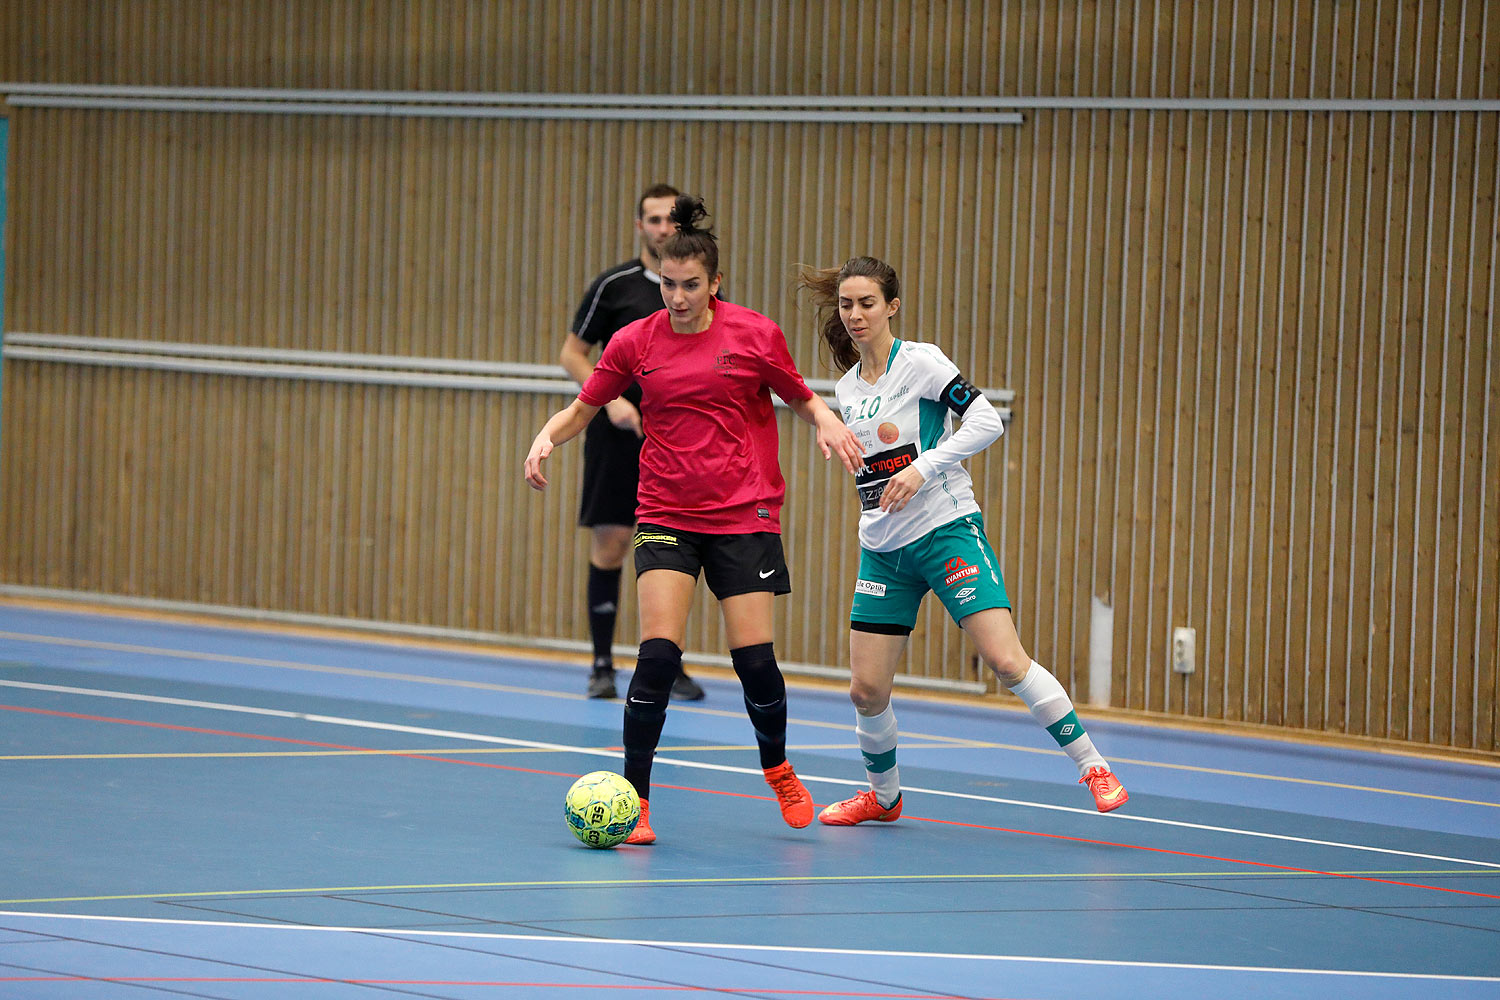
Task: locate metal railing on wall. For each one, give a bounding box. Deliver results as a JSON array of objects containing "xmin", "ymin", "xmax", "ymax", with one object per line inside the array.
[
  {"xmin": 1, "ymin": 333, "xmax": 1015, "ymax": 418},
  {"xmin": 4, "ymin": 83, "xmax": 1498, "ymax": 116}
]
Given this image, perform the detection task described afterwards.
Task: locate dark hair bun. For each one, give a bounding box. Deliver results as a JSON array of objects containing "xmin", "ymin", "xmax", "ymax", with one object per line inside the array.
[{"xmin": 669, "ymin": 195, "xmax": 712, "ymax": 236}]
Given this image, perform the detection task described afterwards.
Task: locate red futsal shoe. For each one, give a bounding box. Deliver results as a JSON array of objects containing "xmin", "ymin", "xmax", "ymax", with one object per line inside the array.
[
  {"xmin": 625, "ymin": 798, "xmax": 656, "ymax": 844},
  {"xmin": 817, "ymin": 789, "xmax": 903, "ymax": 825},
  {"xmin": 763, "ymin": 761, "xmax": 815, "ymax": 828},
  {"xmin": 1081, "ymin": 767, "xmax": 1129, "ymax": 812}
]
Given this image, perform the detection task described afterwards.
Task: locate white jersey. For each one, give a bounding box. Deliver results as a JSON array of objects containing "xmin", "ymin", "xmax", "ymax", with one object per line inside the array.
[{"xmin": 834, "ymin": 340, "xmax": 1005, "ymax": 552}]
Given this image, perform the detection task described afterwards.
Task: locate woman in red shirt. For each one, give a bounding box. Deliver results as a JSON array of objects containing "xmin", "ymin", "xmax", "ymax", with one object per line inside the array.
[{"xmin": 525, "ymin": 196, "xmax": 864, "ymax": 845}]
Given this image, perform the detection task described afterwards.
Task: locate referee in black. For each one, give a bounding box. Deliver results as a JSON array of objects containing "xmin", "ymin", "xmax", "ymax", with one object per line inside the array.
[{"xmin": 559, "ymin": 182, "xmax": 704, "ymax": 700}]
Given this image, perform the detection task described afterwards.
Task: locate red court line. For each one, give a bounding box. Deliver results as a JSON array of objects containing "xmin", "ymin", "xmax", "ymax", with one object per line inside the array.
[
  {"xmin": 9, "ymin": 702, "xmax": 1497, "ymax": 902},
  {"xmin": 913, "ymin": 816, "xmax": 1500, "ymax": 901}
]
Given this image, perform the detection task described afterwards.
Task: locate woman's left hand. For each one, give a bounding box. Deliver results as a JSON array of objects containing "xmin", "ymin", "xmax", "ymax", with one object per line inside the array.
[{"xmin": 879, "ymin": 466, "xmax": 926, "ymax": 512}]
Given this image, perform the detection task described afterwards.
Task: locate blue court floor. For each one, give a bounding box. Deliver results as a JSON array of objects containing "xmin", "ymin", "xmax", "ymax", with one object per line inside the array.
[{"xmin": 1, "ymin": 600, "xmax": 1497, "ymax": 999}]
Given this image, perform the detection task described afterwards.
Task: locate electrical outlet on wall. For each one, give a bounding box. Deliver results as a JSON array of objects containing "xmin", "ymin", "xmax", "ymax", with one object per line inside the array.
[{"xmin": 1172, "ymin": 627, "xmax": 1196, "ymax": 674}]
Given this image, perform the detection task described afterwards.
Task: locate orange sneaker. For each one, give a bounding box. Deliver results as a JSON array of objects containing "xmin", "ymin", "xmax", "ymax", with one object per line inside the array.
[
  {"xmin": 818, "ymin": 789, "xmax": 902, "ymax": 826},
  {"xmin": 625, "ymin": 798, "xmax": 655, "ymax": 844},
  {"xmin": 763, "ymin": 761, "xmax": 814, "ymax": 828},
  {"xmin": 1081, "ymin": 767, "xmax": 1128, "ymax": 812}
]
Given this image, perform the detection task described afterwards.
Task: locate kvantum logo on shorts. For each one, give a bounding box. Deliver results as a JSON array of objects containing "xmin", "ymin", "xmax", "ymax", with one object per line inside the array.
[
  {"xmin": 854, "ymin": 579, "xmax": 887, "ymax": 596},
  {"xmin": 944, "ymin": 565, "xmax": 978, "ymax": 587}
]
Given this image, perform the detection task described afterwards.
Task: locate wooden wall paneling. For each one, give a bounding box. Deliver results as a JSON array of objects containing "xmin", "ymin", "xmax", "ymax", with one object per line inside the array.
[
  {"xmin": 1411, "ymin": 109, "xmax": 1444, "ymax": 743},
  {"xmin": 1134, "ymin": 104, "xmax": 1174, "ymax": 715},
  {"xmin": 1367, "ymin": 105, "xmax": 1406, "ymax": 740},
  {"xmin": 1268, "ymin": 106, "xmax": 1304, "ymax": 730},
  {"xmin": 1109, "ymin": 110, "xmax": 1143, "ymax": 712},
  {"xmin": 1162, "ymin": 105, "xmax": 1191, "ymax": 716},
  {"xmin": 437, "ymin": 391, "xmax": 465, "ymax": 629},
  {"xmin": 1179, "ymin": 108, "xmax": 1214, "ymax": 720},
  {"xmin": 1326, "ymin": 111, "xmax": 1368, "ymax": 735},
  {"xmin": 1453, "ymin": 112, "xmax": 1496, "ymax": 748},
  {"xmin": 1288, "ymin": 107, "xmax": 1325, "ymax": 731},
  {"xmin": 1203, "ymin": 110, "xmax": 1240, "ymax": 721},
  {"xmin": 419, "ymin": 389, "xmax": 445, "ymax": 626},
  {"xmin": 1346, "ymin": 110, "xmax": 1385, "ymax": 739},
  {"xmin": 1393, "ymin": 108, "xmax": 1434, "ymax": 742},
  {"xmin": 1422, "ymin": 113, "xmax": 1462, "ymax": 745},
  {"xmin": 1221, "ymin": 107, "xmax": 1254, "ymax": 725},
  {"xmin": 1472, "ymin": 110, "xmax": 1499, "ymax": 752},
  {"xmin": 1312, "ymin": 110, "xmax": 1353, "ymax": 734},
  {"xmin": 1240, "ymin": 106, "xmax": 1275, "ymax": 726},
  {"xmin": 408, "ymin": 389, "xmax": 438, "ymax": 624}
]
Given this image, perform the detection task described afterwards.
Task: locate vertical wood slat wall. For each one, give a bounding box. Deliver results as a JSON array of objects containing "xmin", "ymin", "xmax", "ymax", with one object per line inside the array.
[{"xmin": 1, "ymin": 1, "xmax": 1496, "ymax": 751}]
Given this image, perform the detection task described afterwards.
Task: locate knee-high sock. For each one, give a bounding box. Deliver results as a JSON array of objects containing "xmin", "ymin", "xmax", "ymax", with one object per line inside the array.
[
  {"xmin": 1006, "ymin": 660, "xmax": 1108, "ymax": 776},
  {"xmin": 586, "ymin": 565, "xmax": 621, "ymax": 665},
  {"xmin": 622, "ymin": 637, "xmax": 679, "ymax": 800},
  {"xmin": 731, "ymin": 643, "xmax": 787, "ymax": 771},
  {"xmin": 855, "ymin": 705, "xmax": 900, "ymax": 808}
]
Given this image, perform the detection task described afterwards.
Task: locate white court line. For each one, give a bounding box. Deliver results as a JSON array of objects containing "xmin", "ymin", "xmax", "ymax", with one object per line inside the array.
[
  {"xmin": 1, "ymin": 912, "xmax": 1497, "ymax": 983},
  {"xmin": 4, "ymin": 678, "xmax": 1499, "ymax": 871}
]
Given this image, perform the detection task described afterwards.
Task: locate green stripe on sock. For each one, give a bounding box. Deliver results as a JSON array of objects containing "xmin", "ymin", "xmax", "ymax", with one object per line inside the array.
[
  {"xmin": 1046, "ymin": 711, "xmax": 1085, "ymax": 747},
  {"xmin": 861, "ymin": 748, "xmax": 898, "ymax": 773}
]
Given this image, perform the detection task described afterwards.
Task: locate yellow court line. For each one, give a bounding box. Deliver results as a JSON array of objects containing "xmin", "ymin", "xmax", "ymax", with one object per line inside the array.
[
  {"xmin": 5, "ymin": 868, "xmax": 1496, "ymax": 906},
  {"xmin": 3, "ymin": 629, "xmax": 1496, "ymax": 807}
]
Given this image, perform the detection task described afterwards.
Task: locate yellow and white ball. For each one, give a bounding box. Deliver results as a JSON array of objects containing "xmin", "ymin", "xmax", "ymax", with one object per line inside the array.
[{"xmin": 564, "ymin": 770, "xmax": 640, "ymax": 848}]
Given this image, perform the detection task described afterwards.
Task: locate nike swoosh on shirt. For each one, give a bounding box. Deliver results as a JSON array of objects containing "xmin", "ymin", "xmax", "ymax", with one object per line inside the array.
[
  {"xmin": 758, "ymin": 569, "xmax": 775, "ymax": 578},
  {"xmin": 641, "ymin": 366, "xmax": 663, "ymax": 376}
]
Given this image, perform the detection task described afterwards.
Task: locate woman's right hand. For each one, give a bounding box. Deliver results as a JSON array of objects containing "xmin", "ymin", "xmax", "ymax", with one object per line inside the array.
[{"xmin": 524, "ymin": 436, "xmax": 554, "ymax": 490}]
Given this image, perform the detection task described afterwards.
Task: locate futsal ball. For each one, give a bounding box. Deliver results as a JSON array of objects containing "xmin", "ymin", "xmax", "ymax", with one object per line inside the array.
[{"xmin": 564, "ymin": 770, "xmax": 640, "ymax": 848}]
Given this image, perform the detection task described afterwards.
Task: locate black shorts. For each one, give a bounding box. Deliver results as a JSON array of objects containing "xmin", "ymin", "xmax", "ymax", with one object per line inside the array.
[
  {"xmin": 632, "ymin": 523, "xmax": 792, "ymax": 600},
  {"xmin": 578, "ymin": 409, "xmax": 642, "ymax": 527}
]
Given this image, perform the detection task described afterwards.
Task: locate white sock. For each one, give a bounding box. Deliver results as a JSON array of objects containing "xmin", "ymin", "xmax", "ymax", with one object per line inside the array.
[
  {"xmin": 855, "ymin": 705, "xmax": 901, "ymax": 808},
  {"xmin": 1007, "ymin": 660, "xmax": 1108, "ymax": 777}
]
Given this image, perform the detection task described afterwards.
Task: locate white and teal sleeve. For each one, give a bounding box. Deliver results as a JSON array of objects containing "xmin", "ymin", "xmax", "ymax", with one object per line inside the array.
[{"xmin": 909, "ymin": 348, "xmax": 1004, "ymax": 481}]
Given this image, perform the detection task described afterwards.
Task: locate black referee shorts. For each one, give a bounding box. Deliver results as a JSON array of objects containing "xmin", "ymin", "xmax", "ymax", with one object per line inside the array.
[
  {"xmin": 578, "ymin": 409, "xmax": 642, "ymax": 528},
  {"xmin": 632, "ymin": 523, "xmax": 792, "ymax": 600}
]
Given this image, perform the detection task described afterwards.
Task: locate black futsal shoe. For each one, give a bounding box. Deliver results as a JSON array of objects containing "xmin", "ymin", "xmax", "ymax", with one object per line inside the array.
[
  {"xmin": 670, "ymin": 670, "xmax": 705, "ymax": 701},
  {"xmin": 587, "ymin": 664, "xmax": 618, "ymax": 699}
]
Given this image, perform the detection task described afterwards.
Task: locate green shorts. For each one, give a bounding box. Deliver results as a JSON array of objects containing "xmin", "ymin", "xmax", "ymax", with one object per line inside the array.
[{"xmin": 849, "ymin": 513, "xmax": 1010, "ymax": 634}]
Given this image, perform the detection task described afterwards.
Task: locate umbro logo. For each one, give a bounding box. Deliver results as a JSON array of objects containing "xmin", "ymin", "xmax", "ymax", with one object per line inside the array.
[{"xmin": 1058, "ymin": 723, "xmax": 1076, "ymax": 736}]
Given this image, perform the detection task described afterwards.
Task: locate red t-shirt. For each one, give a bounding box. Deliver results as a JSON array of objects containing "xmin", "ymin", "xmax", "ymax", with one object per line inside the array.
[{"xmin": 578, "ymin": 299, "xmax": 815, "ymax": 534}]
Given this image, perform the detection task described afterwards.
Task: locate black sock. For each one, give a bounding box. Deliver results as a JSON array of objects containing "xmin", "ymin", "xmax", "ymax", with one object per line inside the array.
[
  {"xmin": 622, "ymin": 637, "xmax": 680, "ymax": 801},
  {"xmin": 586, "ymin": 565, "xmax": 622, "ymax": 666},
  {"xmin": 732, "ymin": 642, "xmax": 787, "ymax": 771}
]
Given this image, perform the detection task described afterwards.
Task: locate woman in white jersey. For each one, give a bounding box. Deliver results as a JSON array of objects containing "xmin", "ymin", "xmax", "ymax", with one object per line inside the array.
[{"xmin": 798, "ymin": 256, "xmax": 1128, "ymax": 824}]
